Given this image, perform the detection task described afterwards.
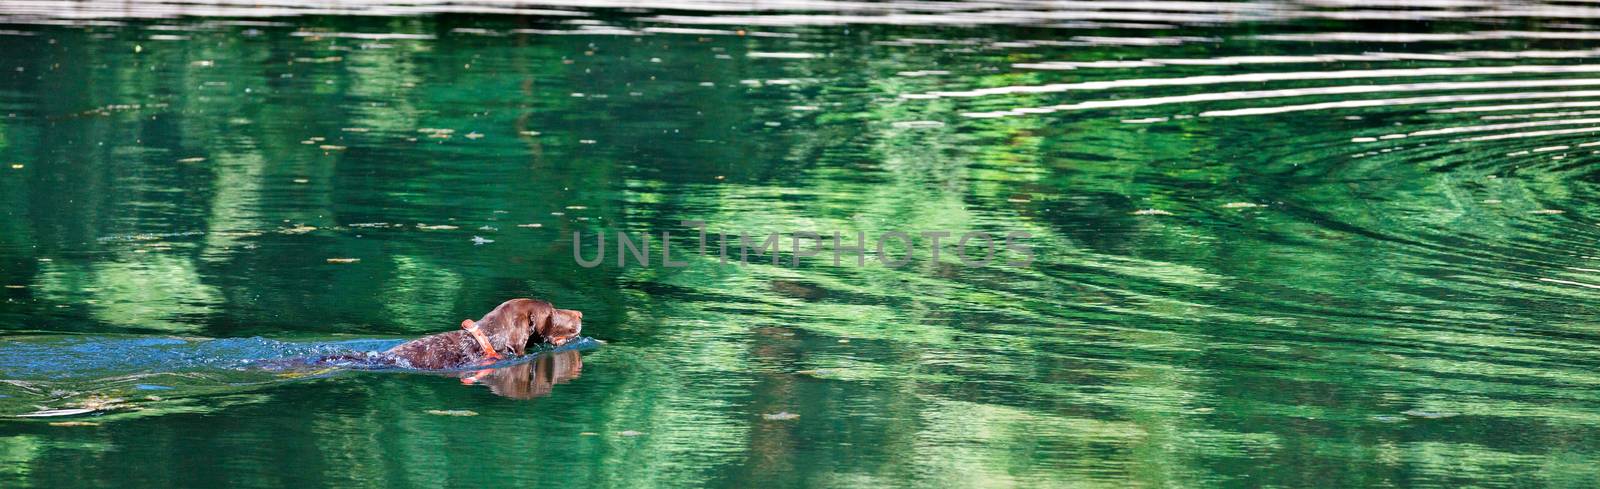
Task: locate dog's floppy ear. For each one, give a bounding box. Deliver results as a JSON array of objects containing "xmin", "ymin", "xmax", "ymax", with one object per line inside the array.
[
  {"xmin": 518, "ymin": 302, "xmax": 555, "ymax": 355},
  {"xmin": 528, "ymin": 309, "xmax": 551, "ymax": 350}
]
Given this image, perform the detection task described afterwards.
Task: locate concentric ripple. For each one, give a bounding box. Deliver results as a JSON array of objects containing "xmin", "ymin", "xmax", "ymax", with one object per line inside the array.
[{"xmin": 4, "ymin": 1, "xmax": 1600, "ymax": 487}]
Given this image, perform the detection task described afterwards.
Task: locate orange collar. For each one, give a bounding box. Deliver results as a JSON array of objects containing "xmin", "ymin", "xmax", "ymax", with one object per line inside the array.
[{"xmin": 462, "ymin": 321, "xmax": 502, "ymax": 360}]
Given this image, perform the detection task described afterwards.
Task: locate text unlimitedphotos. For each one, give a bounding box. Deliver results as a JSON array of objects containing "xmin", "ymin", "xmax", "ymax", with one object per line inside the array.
[{"xmin": 573, "ymin": 221, "xmax": 1032, "ymax": 269}]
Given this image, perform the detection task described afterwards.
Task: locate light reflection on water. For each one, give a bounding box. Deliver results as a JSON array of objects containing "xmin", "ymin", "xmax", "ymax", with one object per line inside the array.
[{"xmin": 3, "ymin": 0, "xmax": 1600, "ymax": 487}]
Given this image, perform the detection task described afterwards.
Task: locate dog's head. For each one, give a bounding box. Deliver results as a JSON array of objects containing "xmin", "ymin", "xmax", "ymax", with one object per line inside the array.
[
  {"xmin": 468, "ymin": 299, "xmax": 583, "ymax": 355},
  {"xmin": 465, "ymin": 299, "xmax": 547, "ymax": 356},
  {"xmin": 538, "ymin": 308, "xmax": 583, "ymax": 347}
]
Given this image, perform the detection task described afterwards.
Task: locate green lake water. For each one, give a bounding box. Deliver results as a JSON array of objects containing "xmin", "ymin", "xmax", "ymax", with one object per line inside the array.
[{"xmin": 5, "ymin": 2, "xmax": 1600, "ymax": 487}]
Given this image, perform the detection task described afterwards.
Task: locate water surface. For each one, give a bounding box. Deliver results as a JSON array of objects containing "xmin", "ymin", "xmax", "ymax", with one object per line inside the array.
[{"xmin": 5, "ymin": 1, "xmax": 1600, "ymax": 487}]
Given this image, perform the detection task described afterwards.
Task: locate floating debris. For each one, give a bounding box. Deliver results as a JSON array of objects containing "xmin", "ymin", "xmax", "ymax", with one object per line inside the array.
[
  {"xmin": 17, "ymin": 408, "xmax": 95, "ymax": 418},
  {"xmin": 9, "ymin": 163, "xmax": 22, "ymax": 169},
  {"xmin": 465, "ymin": 132, "xmax": 484, "ymax": 139},
  {"xmin": 763, "ymin": 411, "xmax": 801, "ymax": 421},
  {"xmin": 419, "ymin": 128, "xmax": 455, "ymax": 139},
  {"xmin": 471, "ymin": 236, "xmax": 494, "ymax": 245},
  {"xmin": 177, "ymin": 157, "xmax": 206, "ymax": 163},
  {"xmin": 478, "ymin": 225, "xmax": 498, "ymax": 231},
  {"xmin": 48, "ymin": 421, "xmax": 100, "ymax": 427},
  {"xmin": 1222, "ymin": 202, "xmax": 1265, "ymax": 208},
  {"xmin": 1133, "ymin": 209, "xmax": 1175, "ymax": 216},
  {"xmin": 1401, "ymin": 409, "xmax": 1460, "ymax": 419},
  {"xmin": 516, "ymin": 223, "xmax": 543, "ymax": 228},
  {"xmin": 425, "ymin": 409, "xmax": 478, "ymax": 417},
  {"xmin": 319, "ymin": 145, "xmax": 346, "ymax": 151},
  {"xmin": 416, "ymin": 224, "xmax": 459, "ymax": 230},
  {"xmin": 580, "ymin": 432, "xmax": 599, "ymax": 436},
  {"xmin": 326, "ymin": 258, "xmax": 360, "ymax": 264},
  {"xmin": 579, "ymin": 139, "xmax": 597, "ymax": 144},
  {"xmin": 292, "ymin": 178, "xmax": 310, "ymax": 184},
  {"xmin": 279, "ymin": 225, "xmax": 317, "ymax": 234}
]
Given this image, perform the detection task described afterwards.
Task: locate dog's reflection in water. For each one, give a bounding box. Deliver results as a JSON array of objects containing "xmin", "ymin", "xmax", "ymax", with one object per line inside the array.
[{"xmin": 456, "ymin": 350, "xmax": 583, "ymax": 399}]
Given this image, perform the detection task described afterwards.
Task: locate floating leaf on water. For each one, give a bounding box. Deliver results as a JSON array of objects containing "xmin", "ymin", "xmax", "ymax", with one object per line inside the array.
[
  {"xmin": 618, "ymin": 430, "xmax": 644, "ymax": 437},
  {"xmin": 416, "ymin": 224, "xmax": 459, "ymax": 230},
  {"xmin": 75, "ymin": 396, "xmax": 126, "ymax": 411},
  {"xmin": 425, "ymin": 409, "xmax": 478, "ymax": 417},
  {"xmin": 763, "ymin": 411, "xmax": 800, "ymax": 420},
  {"xmin": 17, "ymin": 408, "xmax": 95, "ymax": 418},
  {"xmin": 177, "ymin": 157, "xmax": 207, "ymax": 163},
  {"xmin": 1401, "ymin": 409, "xmax": 1460, "ymax": 419},
  {"xmin": 326, "ymin": 258, "xmax": 360, "ymax": 264},
  {"xmin": 1133, "ymin": 209, "xmax": 1174, "ymax": 216},
  {"xmin": 49, "ymin": 421, "xmax": 100, "ymax": 427}
]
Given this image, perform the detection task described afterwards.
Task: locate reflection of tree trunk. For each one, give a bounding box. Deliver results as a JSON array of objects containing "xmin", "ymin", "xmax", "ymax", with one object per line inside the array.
[
  {"xmin": 731, "ymin": 326, "xmax": 801, "ymax": 487},
  {"xmin": 514, "ymin": 77, "xmax": 546, "ymax": 166}
]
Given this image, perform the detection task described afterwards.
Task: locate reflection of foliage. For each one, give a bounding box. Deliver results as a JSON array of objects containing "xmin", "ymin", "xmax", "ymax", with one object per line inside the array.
[
  {"xmin": 4, "ymin": 12, "xmax": 1600, "ymax": 489},
  {"xmin": 34, "ymin": 256, "xmax": 221, "ymax": 332}
]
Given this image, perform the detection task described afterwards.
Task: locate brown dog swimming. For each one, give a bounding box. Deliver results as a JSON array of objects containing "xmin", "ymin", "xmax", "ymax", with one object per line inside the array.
[{"xmin": 382, "ymin": 298, "xmax": 583, "ymax": 370}]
